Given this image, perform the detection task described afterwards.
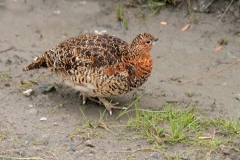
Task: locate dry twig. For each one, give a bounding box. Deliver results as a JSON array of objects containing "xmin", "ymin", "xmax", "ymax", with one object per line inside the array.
[
  {"xmin": 108, "ymin": 147, "xmax": 158, "ymax": 153},
  {"xmin": 50, "ymin": 152, "xmax": 59, "ymax": 160},
  {"xmin": 180, "ymin": 59, "xmax": 240, "ymax": 83},
  {"xmin": 0, "ymin": 46, "xmax": 14, "ymax": 53},
  {"xmin": 215, "ymin": 0, "xmax": 234, "ymax": 27}
]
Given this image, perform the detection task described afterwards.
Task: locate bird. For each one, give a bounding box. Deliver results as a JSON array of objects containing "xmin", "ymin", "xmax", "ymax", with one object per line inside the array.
[{"xmin": 23, "ymin": 33, "xmax": 157, "ymax": 115}]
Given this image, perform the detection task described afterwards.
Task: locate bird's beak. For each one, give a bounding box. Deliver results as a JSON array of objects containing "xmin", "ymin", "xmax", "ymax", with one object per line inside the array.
[{"xmin": 152, "ymin": 37, "xmax": 158, "ymax": 45}]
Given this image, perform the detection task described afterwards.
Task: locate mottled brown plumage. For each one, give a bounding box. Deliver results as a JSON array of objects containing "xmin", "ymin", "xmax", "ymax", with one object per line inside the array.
[{"xmin": 23, "ymin": 33, "xmax": 157, "ymax": 114}]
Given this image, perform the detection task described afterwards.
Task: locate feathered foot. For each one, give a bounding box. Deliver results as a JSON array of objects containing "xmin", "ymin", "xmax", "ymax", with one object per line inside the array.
[
  {"xmin": 98, "ymin": 97, "xmax": 127, "ymax": 115},
  {"xmin": 80, "ymin": 93, "xmax": 127, "ymax": 115}
]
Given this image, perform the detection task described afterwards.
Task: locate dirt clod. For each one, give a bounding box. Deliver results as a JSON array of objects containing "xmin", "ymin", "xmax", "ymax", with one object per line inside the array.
[{"xmin": 84, "ymin": 139, "xmax": 95, "ymax": 148}]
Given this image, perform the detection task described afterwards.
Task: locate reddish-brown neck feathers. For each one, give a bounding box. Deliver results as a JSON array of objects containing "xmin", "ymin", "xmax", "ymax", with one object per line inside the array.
[{"xmin": 104, "ymin": 33, "xmax": 155, "ymax": 81}]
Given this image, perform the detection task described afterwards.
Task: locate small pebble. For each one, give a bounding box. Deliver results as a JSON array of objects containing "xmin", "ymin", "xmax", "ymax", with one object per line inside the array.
[
  {"xmin": 94, "ymin": 30, "xmax": 107, "ymax": 34},
  {"xmin": 220, "ymin": 144, "xmax": 231, "ymax": 155},
  {"xmin": 5, "ymin": 59, "xmax": 12, "ymax": 65},
  {"xmin": 25, "ymin": 135, "xmax": 34, "ymax": 142},
  {"xmin": 53, "ymin": 10, "xmax": 60, "ymax": 14},
  {"xmin": 180, "ymin": 155, "xmax": 190, "ymax": 160},
  {"xmin": 150, "ymin": 152, "xmax": 160, "ymax": 159},
  {"xmin": 70, "ymin": 143, "xmax": 76, "ymax": 152},
  {"xmin": 31, "ymin": 43, "xmax": 36, "ymax": 48},
  {"xmin": 40, "ymin": 117, "xmax": 47, "ymax": 121},
  {"xmin": 236, "ymin": 94, "xmax": 240, "ymax": 101},
  {"xmin": 42, "ymin": 139, "xmax": 49, "ymax": 146},
  {"xmin": 23, "ymin": 89, "xmax": 33, "ymax": 96},
  {"xmin": 88, "ymin": 154, "xmax": 94, "ymax": 157},
  {"xmin": 26, "ymin": 108, "xmax": 38, "ymax": 115},
  {"xmin": 84, "ymin": 139, "xmax": 95, "ymax": 147},
  {"xmin": 39, "ymin": 83, "xmax": 55, "ymax": 94},
  {"xmin": 75, "ymin": 153, "xmax": 81, "ymax": 158},
  {"xmin": 53, "ymin": 122, "xmax": 58, "ymax": 126},
  {"xmin": 4, "ymin": 83, "xmax": 10, "ymax": 86}
]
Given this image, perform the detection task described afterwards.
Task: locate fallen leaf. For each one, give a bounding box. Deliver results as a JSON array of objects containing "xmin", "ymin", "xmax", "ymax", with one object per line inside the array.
[
  {"xmin": 160, "ymin": 22, "xmax": 167, "ymax": 25},
  {"xmin": 182, "ymin": 24, "xmax": 190, "ymax": 31},
  {"xmin": 238, "ymin": 38, "xmax": 240, "ymax": 44},
  {"xmin": 215, "ymin": 45, "xmax": 223, "ymax": 52}
]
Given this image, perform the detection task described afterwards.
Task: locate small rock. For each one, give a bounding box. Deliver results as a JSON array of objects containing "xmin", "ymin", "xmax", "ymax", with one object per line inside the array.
[
  {"xmin": 23, "ymin": 89, "xmax": 33, "ymax": 96},
  {"xmin": 53, "ymin": 122, "xmax": 58, "ymax": 126},
  {"xmin": 31, "ymin": 43, "xmax": 36, "ymax": 48},
  {"xmin": 5, "ymin": 59, "xmax": 12, "ymax": 65},
  {"xmin": 4, "ymin": 83, "xmax": 10, "ymax": 86},
  {"xmin": 150, "ymin": 152, "xmax": 160, "ymax": 159},
  {"xmin": 88, "ymin": 154, "xmax": 94, "ymax": 157},
  {"xmin": 42, "ymin": 139, "xmax": 49, "ymax": 146},
  {"xmin": 191, "ymin": 0, "xmax": 215, "ymax": 13},
  {"xmin": 225, "ymin": 158, "xmax": 232, "ymax": 160},
  {"xmin": 25, "ymin": 135, "xmax": 34, "ymax": 142},
  {"xmin": 40, "ymin": 117, "xmax": 47, "ymax": 121},
  {"xmin": 220, "ymin": 144, "xmax": 231, "ymax": 155},
  {"xmin": 236, "ymin": 94, "xmax": 240, "ymax": 101},
  {"xmin": 39, "ymin": 83, "xmax": 55, "ymax": 94},
  {"xmin": 13, "ymin": 55, "xmax": 20, "ymax": 59},
  {"xmin": 26, "ymin": 108, "xmax": 38, "ymax": 115},
  {"xmin": 222, "ymin": 148, "xmax": 231, "ymax": 155},
  {"xmin": 84, "ymin": 139, "xmax": 95, "ymax": 147},
  {"xmin": 94, "ymin": 30, "xmax": 107, "ymax": 34},
  {"xmin": 53, "ymin": 10, "xmax": 60, "ymax": 14},
  {"xmin": 180, "ymin": 155, "xmax": 190, "ymax": 160},
  {"xmin": 75, "ymin": 153, "xmax": 81, "ymax": 158},
  {"xmin": 53, "ymin": 105, "xmax": 59, "ymax": 109},
  {"xmin": 70, "ymin": 143, "xmax": 76, "ymax": 152}
]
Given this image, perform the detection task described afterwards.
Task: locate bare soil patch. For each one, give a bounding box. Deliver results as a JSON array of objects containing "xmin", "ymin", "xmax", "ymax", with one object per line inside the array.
[{"xmin": 0, "ymin": 0, "xmax": 239, "ymax": 159}]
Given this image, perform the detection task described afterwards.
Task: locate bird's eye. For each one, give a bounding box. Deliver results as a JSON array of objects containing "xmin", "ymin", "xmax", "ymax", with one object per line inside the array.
[{"xmin": 146, "ymin": 40, "xmax": 151, "ymax": 45}]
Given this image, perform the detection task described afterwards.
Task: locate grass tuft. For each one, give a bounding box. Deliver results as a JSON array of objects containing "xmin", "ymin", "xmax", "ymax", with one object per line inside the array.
[
  {"xmin": 119, "ymin": 91, "xmax": 240, "ymax": 158},
  {"xmin": 115, "ymin": 5, "xmax": 129, "ymax": 29}
]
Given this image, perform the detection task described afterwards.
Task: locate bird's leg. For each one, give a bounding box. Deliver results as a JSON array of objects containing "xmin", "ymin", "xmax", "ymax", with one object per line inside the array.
[
  {"xmin": 82, "ymin": 94, "xmax": 87, "ymax": 105},
  {"xmin": 80, "ymin": 92, "xmax": 101, "ymax": 104},
  {"xmin": 98, "ymin": 97, "xmax": 127, "ymax": 115},
  {"xmin": 88, "ymin": 97, "xmax": 101, "ymax": 104}
]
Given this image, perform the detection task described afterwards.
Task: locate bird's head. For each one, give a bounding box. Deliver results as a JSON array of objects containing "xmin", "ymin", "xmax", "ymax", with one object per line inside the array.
[{"xmin": 130, "ymin": 33, "xmax": 158, "ymax": 55}]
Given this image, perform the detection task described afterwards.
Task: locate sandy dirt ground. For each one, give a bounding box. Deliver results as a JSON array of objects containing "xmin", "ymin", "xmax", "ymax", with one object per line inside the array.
[{"xmin": 0, "ymin": 0, "xmax": 240, "ymax": 159}]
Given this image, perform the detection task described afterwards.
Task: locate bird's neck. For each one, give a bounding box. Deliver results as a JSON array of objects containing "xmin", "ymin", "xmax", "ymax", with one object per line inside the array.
[
  {"xmin": 104, "ymin": 49, "xmax": 153, "ymax": 88},
  {"xmin": 126, "ymin": 52, "xmax": 153, "ymax": 88}
]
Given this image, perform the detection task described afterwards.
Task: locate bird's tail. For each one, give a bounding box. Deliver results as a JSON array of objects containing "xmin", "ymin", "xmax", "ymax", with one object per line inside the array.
[{"xmin": 23, "ymin": 53, "xmax": 49, "ymax": 71}]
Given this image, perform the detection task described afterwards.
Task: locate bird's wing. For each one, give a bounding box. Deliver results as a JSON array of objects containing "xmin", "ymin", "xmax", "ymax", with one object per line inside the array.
[{"xmin": 46, "ymin": 34, "xmax": 129, "ymax": 70}]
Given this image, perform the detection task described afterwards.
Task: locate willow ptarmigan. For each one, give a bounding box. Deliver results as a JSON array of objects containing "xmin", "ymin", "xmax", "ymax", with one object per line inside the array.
[{"xmin": 23, "ymin": 33, "xmax": 157, "ymax": 115}]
